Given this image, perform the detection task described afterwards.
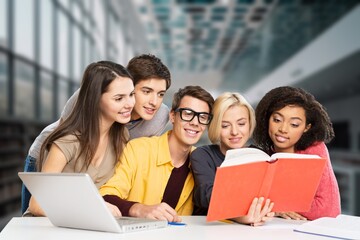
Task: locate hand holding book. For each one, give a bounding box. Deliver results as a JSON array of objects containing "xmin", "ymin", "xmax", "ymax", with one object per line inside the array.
[{"xmin": 207, "ymin": 148, "xmax": 326, "ymax": 222}]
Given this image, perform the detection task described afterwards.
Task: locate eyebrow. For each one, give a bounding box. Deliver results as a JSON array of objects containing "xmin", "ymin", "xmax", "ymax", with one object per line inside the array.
[
  {"xmin": 141, "ymin": 86, "xmax": 153, "ymax": 91},
  {"xmin": 113, "ymin": 93, "xmax": 127, "ymax": 98},
  {"xmin": 273, "ymin": 112, "xmax": 304, "ymax": 121},
  {"xmin": 141, "ymin": 86, "xmax": 166, "ymax": 93},
  {"xmin": 222, "ymin": 117, "xmax": 247, "ymax": 123}
]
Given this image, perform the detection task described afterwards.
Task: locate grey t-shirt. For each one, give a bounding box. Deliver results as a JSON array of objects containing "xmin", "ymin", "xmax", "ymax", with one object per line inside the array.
[{"xmin": 28, "ymin": 89, "xmax": 169, "ymax": 159}]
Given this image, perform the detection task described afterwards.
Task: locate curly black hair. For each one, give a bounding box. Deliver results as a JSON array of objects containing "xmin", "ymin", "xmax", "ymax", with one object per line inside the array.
[{"xmin": 253, "ymin": 86, "xmax": 334, "ymax": 154}]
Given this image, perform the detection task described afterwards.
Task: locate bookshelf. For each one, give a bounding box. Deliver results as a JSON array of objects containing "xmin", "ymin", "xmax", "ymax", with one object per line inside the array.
[{"xmin": 0, "ymin": 118, "xmax": 46, "ymax": 230}]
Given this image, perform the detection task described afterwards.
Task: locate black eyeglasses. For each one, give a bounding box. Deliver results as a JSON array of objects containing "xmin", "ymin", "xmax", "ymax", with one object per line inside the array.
[{"xmin": 174, "ymin": 108, "xmax": 213, "ymax": 125}]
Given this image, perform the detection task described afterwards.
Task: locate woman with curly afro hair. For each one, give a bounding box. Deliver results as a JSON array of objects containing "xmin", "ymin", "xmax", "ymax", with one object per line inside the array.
[{"xmin": 253, "ymin": 86, "xmax": 340, "ymax": 221}]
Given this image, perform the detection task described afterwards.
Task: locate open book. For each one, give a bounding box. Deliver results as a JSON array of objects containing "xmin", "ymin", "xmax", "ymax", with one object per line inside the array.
[
  {"xmin": 294, "ymin": 214, "xmax": 360, "ymax": 239},
  {"xmin": 207, "ymin": 148, "xmax": 326, "ymax": 222}
]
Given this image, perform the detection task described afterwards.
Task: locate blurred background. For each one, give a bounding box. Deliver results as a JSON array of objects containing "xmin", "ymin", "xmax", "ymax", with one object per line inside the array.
[{"xmin": 0, "ymin": 0, "xmax": 359, "ymax": 229}]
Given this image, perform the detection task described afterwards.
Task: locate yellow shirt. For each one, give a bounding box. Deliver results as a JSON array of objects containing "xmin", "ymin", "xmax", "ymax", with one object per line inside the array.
[{"xmin": 100, "ymin": 131, "xmax": 194, "ymax": 215}]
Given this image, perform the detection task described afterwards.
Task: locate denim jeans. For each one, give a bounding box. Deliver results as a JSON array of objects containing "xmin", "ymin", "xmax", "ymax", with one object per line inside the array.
[{"xmin": 21, "ymin": 155, "xmax": 37, "ymax": 214}]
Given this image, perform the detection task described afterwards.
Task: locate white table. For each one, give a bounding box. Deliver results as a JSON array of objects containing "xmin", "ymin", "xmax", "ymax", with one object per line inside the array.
[{"xmin": 0, "ymin": 216, "xmax": 329, "ymax": 240}]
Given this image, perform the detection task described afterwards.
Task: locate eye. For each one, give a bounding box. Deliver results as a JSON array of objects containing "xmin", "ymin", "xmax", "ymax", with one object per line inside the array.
[
  {"xmin": 272, "ymin": 117, "xmax": 281, "ymax": 123},
  {"xmin": 221, "ymin": 124, "xmax": 230, "ymax": 128},
  {"xmin": 142, "ymin": 90, "xmax": 150, "ymax": 94},
  {"xmin": 115, "ymin": 97, "xmax": 123, "ymax": 102},
  {"xmin": 158, "ymin": 92, "xmax": 165, "ymax": 98},
  {"xmin": 291, "ymin": 123, "xmax": 300, "ymax": 128},
  {"xmin": 183, "ymin": 110, "xmax": 194, "ymax": 117},
  {"xmin": 199, "ymin": 114, "xmax": 209, "ymax": 121}
]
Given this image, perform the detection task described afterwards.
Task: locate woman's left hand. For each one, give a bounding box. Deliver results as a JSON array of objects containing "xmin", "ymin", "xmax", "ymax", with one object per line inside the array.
[
  {"xmin": 275, "ymin": 211, "xmax": 306, "ymax": 220},
  {"xmin": 233, "ymin": 197, "xmax": 275, "ymax": 226}
]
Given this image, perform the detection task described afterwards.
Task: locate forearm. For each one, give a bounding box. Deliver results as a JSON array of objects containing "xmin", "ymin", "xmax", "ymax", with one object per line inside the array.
[
  {"xmin": 103, "ymin": 195, "xmax": 137, "ymax": 216},
  {"xmin": 193, "ymin": 184, "xmax": 212, "ymax": 209},
  {"xmin": 28, "ymin": 197, "xmax": 46, "ymax": 216}
]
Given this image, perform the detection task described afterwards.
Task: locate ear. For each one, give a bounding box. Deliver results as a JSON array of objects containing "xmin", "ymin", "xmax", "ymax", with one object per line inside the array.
[
  {"xmin": 304, "ymin": 123, "xmax": 311, "ymax": 133},
  {"xmin": 169, "ymin": 110, "xmax": 175, "ymax": 124}
]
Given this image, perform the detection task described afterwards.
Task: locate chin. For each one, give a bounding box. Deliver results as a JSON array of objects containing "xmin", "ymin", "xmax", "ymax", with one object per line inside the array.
[{"xmin": 141, "ymin": 115, "xmax": 154, "ymax": 121}]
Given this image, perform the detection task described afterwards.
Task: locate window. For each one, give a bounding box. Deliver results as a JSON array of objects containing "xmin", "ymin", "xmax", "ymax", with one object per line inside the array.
[
  {"xmin": 14, "ymin": 60, "xmax": 34, "ymax": 119},
  {"xmin": 40, "ymin": 71, "xmax": 53, "ymax": 121},
  {"xmin": 0, "ymin": 0, "xmax": 7, "ymax": 48},
  {"xmin": 0, "ymin": 52, "xmax": 7, "ymax": 116},
  {"xmin": 14, "ymin": 0, "xmax": 34, "ymax": 59},
  {"xmin": 58, "ymin": 12, "xmax": 69, "ymax": 77},
  {"xmin": 73, "ymin": 26, "xmax": 82, "ymax": 81},
  {"xmin": 40, "ymin": 0, "xmax": 53, "ymax": 69}
]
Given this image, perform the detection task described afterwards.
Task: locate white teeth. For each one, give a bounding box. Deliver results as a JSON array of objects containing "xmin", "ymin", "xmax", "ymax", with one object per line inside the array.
[{"xmin": 186, "ymin": 129, "xmax": 197, "ymax": 134}]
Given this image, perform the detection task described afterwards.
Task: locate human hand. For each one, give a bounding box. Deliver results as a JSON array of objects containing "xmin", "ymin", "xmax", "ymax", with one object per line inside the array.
[
  {"xmin": 275, "ymin": 211, "xmax": 306, "ymax": 220},
  {"xmin": 28, "ymin": 196, "xmax": 46, "ymax": 216},
  {"xmin": 233, "ymin": 197, "xmax": 274, "ymax": 226},
  {"xmin": 105, "ymin": 202, "xmax": 122, "ymax": 217},
  {"xmin": 129, "ymin": 202, "xmax": 181, "ymax": 222}
]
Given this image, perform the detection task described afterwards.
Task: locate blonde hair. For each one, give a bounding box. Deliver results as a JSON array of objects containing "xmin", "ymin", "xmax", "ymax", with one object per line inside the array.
[{"xmin": 208, "ymin": 92, "xmax": 255, "ymax": 144}]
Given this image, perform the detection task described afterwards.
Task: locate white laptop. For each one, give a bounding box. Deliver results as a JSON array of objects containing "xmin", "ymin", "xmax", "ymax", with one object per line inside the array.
[{"xmin": 18, "ymin": 172, "xmax": 168, "ymax": 233}]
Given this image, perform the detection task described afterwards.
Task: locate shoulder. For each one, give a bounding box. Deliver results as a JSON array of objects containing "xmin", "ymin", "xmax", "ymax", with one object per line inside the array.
[
  {"xmin": 158, "ymin": 103, "xmax": 170, "ymax": 114},
  {"xmin": 191, "ymin": 145, "xmax": 220, "ymax": 158},
  {"xmin": 54, "ymin": 134, "xmax": 79, "ymax": 143},
  {"xmin": 151, "ymin": 103, "xmax": 169, "ymax": 123},
  {"xmin": 126, "ymin": 132, "xmax": 165, "ymax": 149},
  {"xmin": 298, "ymin": 142, "xmax": 329, "ymax": 158}
]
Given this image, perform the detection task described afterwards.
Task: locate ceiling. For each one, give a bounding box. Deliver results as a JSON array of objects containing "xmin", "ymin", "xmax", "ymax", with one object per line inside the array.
[{"xmin": 130, "ymin": 0, "xmax": 360, "ymax": 104}]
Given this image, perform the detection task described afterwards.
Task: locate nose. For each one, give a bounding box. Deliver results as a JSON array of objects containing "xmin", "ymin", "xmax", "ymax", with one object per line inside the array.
[
  {"xmin": 231, "ymin": 125, "xmax": 238, "ymax": 135},
  {"xmin": 126, "ymin": 96, "xmax": 136, "ymax": 109},
  {"xmin": 189, "ymin": 115, "xmax": 200, "ymax": 126},
  {"xmin": 279, "ymin": 123, "xmax": 288, "ymax": 133},
  {"xmin": 149, "ymin": 94, "xmax": 158, "ymax": 106}
]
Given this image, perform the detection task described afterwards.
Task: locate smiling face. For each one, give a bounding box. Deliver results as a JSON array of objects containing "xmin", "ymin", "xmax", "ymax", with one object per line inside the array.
[
  {"xmin": 169, "ymin": 95, "xmax": 210, "ymax": 147},
  {"xmin": 131, "ymin": 78, "xmax": 167, "ymax": 121},
  {"xmin": 99, "ymin": 76, "xmax": 135, "ymax": 126},
  {"xmin": 219, "ymin": 105, "xmax": 251, "ymax": 155},
  {"xmin": 268, "ymin": 105, "xmax": 311, "ymax": 153}
]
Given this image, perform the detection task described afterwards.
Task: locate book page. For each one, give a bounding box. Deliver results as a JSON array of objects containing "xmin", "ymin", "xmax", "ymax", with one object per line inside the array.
[
  {"xmin": 221, "ymin": 148, "xmax": 270, "ymax": 167},
  {"xmin": 271, "ymin": 152, "xmax": 321, "ymax": 160},
  {"xmin": 294, "ymin": 215, "xmax": 360, "ymax": 239}
]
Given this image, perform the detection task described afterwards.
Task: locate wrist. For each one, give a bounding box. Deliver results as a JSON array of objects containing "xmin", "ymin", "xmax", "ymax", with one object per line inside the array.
[{"xmin": 129, "ymin": 203, "xmax": 141, "ymax": 217}]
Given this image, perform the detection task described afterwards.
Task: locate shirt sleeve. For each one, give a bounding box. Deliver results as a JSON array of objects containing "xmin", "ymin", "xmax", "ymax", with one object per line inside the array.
[
  {"xmin": 99, "ymin": 141, "xmax": 137, "ymax": 199},
  {"xmin": 60, "ymin": 89, "xmax": 79, "ymax": 121},
  {"xmin": 103, "ymin": 195, "xmax": 137, "ymax": 216},
  {"xmin": 190, "ymin": 147, "xmax": 218, "ymax": 211},
  {"xmin": 298, "ymin": 142, "xmax": 341, "ymax": 220}
]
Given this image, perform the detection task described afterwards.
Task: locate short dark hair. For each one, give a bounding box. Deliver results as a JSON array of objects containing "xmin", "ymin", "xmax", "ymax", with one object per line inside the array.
[
  {"xmin": 253, "ymin": 86, "xmax": 335, "ymax": 153},
  {"xmin": 127, "ymin": 54, "xmax": 171, "ymax": 89},
  {"xmin": 171, "ymin": 85, "xmax": 214, "ymax": 113}
]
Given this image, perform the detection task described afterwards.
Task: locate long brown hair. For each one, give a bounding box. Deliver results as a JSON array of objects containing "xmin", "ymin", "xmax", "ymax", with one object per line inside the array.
[{"xmin": 38, "ymin": 61, "xmax": 133, "ymax": 170}]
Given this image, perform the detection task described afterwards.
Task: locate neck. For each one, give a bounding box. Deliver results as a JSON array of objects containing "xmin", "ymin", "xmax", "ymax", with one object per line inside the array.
[
  {"xmin": 131, "ymin": 111, "xmax": 141, "ymax": 121},
  {"xmin": 168, "ymin": 132, "xmax": 191, "ymax": 168}
]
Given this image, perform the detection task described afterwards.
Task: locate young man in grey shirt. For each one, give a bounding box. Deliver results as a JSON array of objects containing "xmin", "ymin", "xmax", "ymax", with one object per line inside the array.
[{"xmin": 21, "ymin": 54, "xmax": 171, "ymax": 213}]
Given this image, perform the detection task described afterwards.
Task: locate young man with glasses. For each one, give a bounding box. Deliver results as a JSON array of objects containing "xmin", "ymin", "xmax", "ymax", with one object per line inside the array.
[
  {"xmin": 21, "ymin": 54, "xmax": 171, "ymax": 213},
  {"xmin": 100, "ymin": 85, "xmax": 214, "ymax": 222}
]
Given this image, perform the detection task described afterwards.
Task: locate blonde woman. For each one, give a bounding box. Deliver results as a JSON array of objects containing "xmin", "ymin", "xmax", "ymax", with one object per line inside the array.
[{"xmin": 190, "ymin": 92, "xmax": 274, "ymax": 226}]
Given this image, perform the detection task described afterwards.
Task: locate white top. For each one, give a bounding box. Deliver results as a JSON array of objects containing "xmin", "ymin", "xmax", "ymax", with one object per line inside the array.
[{"xmin": 0, "ymin": 216, "xmax": 331, "ymax": 240}]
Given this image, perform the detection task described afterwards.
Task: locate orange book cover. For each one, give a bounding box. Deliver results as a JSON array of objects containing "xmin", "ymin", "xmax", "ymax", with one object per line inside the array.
[{"xmin": 206, "ymin": 148, "xmax": 326, "ymax": 222}]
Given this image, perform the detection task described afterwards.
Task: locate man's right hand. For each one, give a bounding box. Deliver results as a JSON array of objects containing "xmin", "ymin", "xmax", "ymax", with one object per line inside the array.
[{"xmin": 129, "ymin": 202, "xmax": 181, "ymax": 222}]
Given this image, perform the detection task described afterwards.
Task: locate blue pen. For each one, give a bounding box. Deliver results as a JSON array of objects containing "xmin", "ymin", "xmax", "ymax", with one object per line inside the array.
[{"xmin": 168, "ymin": 222, "xmax": 187, "ymax": 226}]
